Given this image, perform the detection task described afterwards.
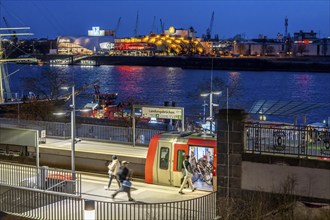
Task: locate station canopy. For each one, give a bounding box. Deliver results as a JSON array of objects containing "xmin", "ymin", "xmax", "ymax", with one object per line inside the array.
[{"xmin": 249, "ymin": 100, "xmax": 330, "ymax": 116}]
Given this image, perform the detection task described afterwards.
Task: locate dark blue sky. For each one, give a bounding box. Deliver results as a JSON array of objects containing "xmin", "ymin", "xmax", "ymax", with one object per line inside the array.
[{"xmin": 1, "ymin": 0, "xmax": 329, "ymax": 39}]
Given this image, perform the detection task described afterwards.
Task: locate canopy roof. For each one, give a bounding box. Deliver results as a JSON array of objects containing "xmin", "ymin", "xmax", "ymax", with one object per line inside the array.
[{"xmin": 249, "ymin": 100, "xmax": 330, "ymax": 116}]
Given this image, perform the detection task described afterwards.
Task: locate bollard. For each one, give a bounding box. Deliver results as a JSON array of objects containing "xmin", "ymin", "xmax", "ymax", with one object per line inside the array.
[
  {"xmin": 39, "ymin": 166, "xmax": 49, "ymax": 189},
  {"xmin": 84, "ymin": 200, "xmax": 95, "ymax": 220}
]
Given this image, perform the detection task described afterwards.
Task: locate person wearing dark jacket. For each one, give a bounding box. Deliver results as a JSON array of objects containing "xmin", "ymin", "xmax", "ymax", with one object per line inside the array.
[
  {"xmin": 111, "ymin": 161, "xmax": 134, "ymax": 201},
  {"xmin": 178, "ymin": 155, "xmax": 196, "ymax": 194}
]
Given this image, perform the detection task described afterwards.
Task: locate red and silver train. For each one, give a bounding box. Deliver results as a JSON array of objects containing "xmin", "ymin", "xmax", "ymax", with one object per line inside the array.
[{"xmin": 145, "ymin": 132, "xmax": 217, "ymax": 191}]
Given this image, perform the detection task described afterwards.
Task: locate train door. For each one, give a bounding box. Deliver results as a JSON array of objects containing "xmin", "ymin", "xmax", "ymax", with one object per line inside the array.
[
  {"xmin": 172, "ymin": 143, "xmax": 188, "ymax": 186},
  {"xmin": 156, "ymin": 141, "xmax": 172, "ymax": 185},
  {"xmin": 189, "ymin": 145, "xmax": 216, "ymax": 191}
]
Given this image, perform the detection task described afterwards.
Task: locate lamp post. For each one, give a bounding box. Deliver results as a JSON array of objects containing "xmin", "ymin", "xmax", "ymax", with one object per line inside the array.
[
  {"xmin": 56, "ymin": 86, "xmax": 76, "ymax": 182},
  {"xmin": 70, "ymin": 86, "xmax": 76, "ymax": 182},
  {"xmin": 201, "ymin": 91, "xmax": 221, "ymax": 132},
  {"xmin": 53, "ymin": 85, "xmax": 79, "ymax": 194}
]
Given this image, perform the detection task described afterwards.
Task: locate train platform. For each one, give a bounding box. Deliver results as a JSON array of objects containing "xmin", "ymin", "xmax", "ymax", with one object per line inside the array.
[
  {"xmin": 40, "ymin": 138, "xmax": 213, "ymax": 203},
  {"xmin": 40, "ymin": 137, "xmax": 148, "ymax": 159},
  {"xmin": 80, "ymin": 173, "xmax": 211, "ymax": 203}
]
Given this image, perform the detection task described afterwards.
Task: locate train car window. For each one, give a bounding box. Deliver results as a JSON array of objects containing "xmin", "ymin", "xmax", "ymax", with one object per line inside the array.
[
  {"xmin": 177, "ymin": 150, "xmax": 185, "ymax": 171},
  {"xmin": 159, "ymin": 147, "xmax": 169, "ymax": 170}
]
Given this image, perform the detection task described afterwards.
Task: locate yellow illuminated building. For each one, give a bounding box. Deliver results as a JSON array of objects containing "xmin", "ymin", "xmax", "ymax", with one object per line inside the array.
[{"xmin": 112, "ymin": 32, "xmax": 207, "ymax": 56}]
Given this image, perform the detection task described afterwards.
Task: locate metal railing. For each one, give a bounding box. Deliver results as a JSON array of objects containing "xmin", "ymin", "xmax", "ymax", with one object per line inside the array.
[
  {"xmin": 0, "ymin": 118, "xmax": 163, "ymax": 145},
  {"xmin": 0, "ymin": 185, "xmax": 216, "ymax": 220},
  {"xmin": 0, "ymin": 186, "xmax": 84, "ymax": 220},
  {"xmin": 245, "ymin": 122, "xmax": 330, "ymax": 159},
  {"xmin": 95, "ymin": 192, "xmax": 217, "ymax": 220},
  {"xmin": 0, "ymin": 162, "xmax": 81, "ymax": 196}
]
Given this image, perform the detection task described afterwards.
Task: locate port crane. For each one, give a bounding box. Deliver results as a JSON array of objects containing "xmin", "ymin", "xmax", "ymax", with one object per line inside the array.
[
  {"xmin": 151, "ymin": 16, "xmax": 156, "ymax": 33},
  {"xmin": 160, "ymin": 19, "xmax": 165, "ymax": 34},
  {"xmin": 133, "ymin": 11, "xmax": 139, "ymax": 37},
  {"xmin": 114, "ymin": 17, "xmax": 121, "ymax": 38},
  {"xmin": 205, "ymin": 11, "xmax": 214, "ymax": 41}
]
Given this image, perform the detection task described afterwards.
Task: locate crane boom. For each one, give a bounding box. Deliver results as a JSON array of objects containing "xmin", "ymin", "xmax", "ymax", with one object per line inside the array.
[
  {"xmin": 114, "ymin": 17, "xmax": 121, "ymax": 38},
  {"xmin": 205, "ymin": 11, "xmax": 214, "ymax": 41},
  {"xmin": 151, "ymin": 16, "xmax": 156, "ymax": 33},
  {"xmin": 160, "ymin": 19, "xmax": 165, "ymax": 34},
  {"xmin": 133, "ymin": 11, "xmax": 139, "ymax": 37},
  {"xmin": 2, "ymin": 17, "xmax": 11, "ymax": 34}
]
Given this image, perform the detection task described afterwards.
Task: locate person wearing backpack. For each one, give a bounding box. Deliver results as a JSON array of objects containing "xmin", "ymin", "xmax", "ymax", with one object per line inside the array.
[
  {"xmin": 106, "ymin": 155, "xmax": 121, "ymax": 190},
  {"xmin": 178, "ymin": 155, "xmax": 196, "ymax": 194},
  {"xmin": 112, "ymin": 161, "xmax": 134, "ymax": 201}
]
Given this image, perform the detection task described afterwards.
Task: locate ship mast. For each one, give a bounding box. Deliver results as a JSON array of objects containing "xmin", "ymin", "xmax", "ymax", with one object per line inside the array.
[{"xmin": 0, "ymin": 27, "xmax": 33, "ymax": 104}]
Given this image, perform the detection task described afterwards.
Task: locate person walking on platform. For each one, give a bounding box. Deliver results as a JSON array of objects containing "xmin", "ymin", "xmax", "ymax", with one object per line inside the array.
[
  {"xmin": 179, "ymin": 155, "xmax": 196, "ymax": 194},
  {"xmin": 112, "ymin": 161, "xmax": 134, "ymax": 201},
  {"xmin": 106, "ymin": 155, "xmax": 121, "ymax": 190}
]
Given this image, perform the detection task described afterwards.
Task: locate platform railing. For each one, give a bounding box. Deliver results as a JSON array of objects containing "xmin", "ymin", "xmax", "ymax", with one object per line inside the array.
[
  {"xmin": 245, "ymin": 122, "xmax": 330, "ymax": 159},
  {"xmin": 95, "ymin": 192, "xmax": 217, "ymax": 220},
  {"xmin": 0, "ymin": 185, "xmax": 216, "ymax": 220},
  {"xmin": 0, "ymin": 161, "xmax": 81, "ymax": 196},
  {"xmin": 0, "ymin": 185, "xmax": 84, "ymax": 220},
  {"xmin": 0, "ymin": 118, "xmax": 163, "ymax": 145}
]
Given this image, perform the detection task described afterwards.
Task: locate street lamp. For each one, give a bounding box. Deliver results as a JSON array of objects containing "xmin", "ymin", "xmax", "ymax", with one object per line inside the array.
[
  {"xmin": 57, "ymin": 86, "xmax": 76, "ymax": 183},
  {"xmin": 201, "ymin": 91, "xmax": 222, "ymax": 132}
]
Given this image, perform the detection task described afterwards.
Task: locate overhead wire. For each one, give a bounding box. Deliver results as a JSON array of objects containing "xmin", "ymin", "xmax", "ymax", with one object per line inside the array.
[{"xmin": 31, "ymin": 1, "xmax": 66, "ymax": 37}]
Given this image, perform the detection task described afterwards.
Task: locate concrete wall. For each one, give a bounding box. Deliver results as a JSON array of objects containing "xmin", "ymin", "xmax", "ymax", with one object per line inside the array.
[
  {"xmin": 242, "ymin": 161, "xmax": 330, "ymax": 200},
  {"xmin": 38, "ymin": 148, "xmax": 146, "ymax": 178},
  {"xmin": 216, "ymin": 109, "xmax": 330, "ymax": 203}
]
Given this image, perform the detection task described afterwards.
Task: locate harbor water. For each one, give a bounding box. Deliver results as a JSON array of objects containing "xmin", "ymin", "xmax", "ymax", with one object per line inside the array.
[{"xmin": 7, "ymin": 63, "xmax": 330, "ymax": 125}]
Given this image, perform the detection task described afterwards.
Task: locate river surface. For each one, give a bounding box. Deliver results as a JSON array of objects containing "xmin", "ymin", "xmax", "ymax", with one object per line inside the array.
[{"xmin": 7, "ymin": 63, "xmax": 330, "ymax": 125}]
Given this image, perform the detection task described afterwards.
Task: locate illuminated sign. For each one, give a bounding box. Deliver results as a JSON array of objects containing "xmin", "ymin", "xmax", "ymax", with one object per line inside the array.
[
  {"xmin": 58, "ymin": 38, "xmax": 70, "ymax": 43},
  {"xmin": 88, "ymin": 27, "xmax": 105, "ymax": 36},
  {"xmin": 142, "ymin": 107, "xmax": 183, "ymax": 120},
  {"xmin": 99, "ymin": 42, "xmax": 114, "ymax": 50},
  {"xmin": 294, "ymin": 40, "xmax": 313, "ymax": 44}
]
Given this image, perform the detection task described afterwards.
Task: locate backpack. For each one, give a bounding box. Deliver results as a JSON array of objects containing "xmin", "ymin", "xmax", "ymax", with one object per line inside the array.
[{"xmin": 117, "ymin": 166, "xmax": 126, "ymax": 181}]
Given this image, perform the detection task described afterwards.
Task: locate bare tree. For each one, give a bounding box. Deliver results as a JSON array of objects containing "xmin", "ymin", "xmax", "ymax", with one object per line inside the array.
[
  {"xmin": 266, "ymin": 46, "xmax": 275, "ymax": 55},
  {"xmin": 297, "ymin": 44, "xmax": 308, "ymax": 56},
  {"xmin": 16, "ymin": 69, "xmax": 71, "ymax": 120},
  {"xmin": 321, "ymin": 38, "xmax": 328, "ymax": 56},
  {"xmin": 237, "ymin": 43, "xmax": 246, "ymax": 55},
  {"xmin": 23, "ymin": 69, "xmax": 70, "ymax": 101}
]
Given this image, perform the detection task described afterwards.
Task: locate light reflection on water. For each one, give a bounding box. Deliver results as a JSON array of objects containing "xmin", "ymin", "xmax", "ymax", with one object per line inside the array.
[{"xmin": 7, "ymin": 64, "xmax": 330, "ymax": 124}]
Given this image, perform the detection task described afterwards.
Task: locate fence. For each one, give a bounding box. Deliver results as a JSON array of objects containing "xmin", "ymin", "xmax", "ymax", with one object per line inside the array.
[
  {"xmin": 95, "ymin": 192, "xmax": 217, "ymax": 220},
  {"xmin": 0, "ymin": 162, "xmax": 81, "ymax": 196},
  {"xmin": 245, "ymin": 122, "xmax": 330, "ymax": 159},
  {"xmin": 0, "ymin": 186, "xmax": 216, "ymax": 220},
  {"xmin": 0, "ymin": 118, "xmax": 163, "ymax": 145},
  {"xmin": 0, "ymin": 186, "xmax": 84, "ymax": 220}
]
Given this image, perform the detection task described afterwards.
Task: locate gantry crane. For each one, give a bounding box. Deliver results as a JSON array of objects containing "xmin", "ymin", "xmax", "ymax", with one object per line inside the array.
[
  {"xmin": 205, "ymin": 11, "xmax": 214, "ymax": 41},
  {"xmin": 114, "ymin": 17, "xmax": 121, "ymax": 38},
  {"xmin": 160, "ymin": 19, "xmax": 165, "ymax": 34},
  {"xmin": 133, "ymin": 11, "xmax": 139, "ymax": 37},
  {"xmin": 151, "ymin": 16, "xmax": 156, "ymax": 33}
]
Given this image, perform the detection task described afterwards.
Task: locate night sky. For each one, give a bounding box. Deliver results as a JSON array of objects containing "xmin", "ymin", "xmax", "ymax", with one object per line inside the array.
[{"xmin": 1, "ymin": 0, "xmax": 329, "ymax": 39}]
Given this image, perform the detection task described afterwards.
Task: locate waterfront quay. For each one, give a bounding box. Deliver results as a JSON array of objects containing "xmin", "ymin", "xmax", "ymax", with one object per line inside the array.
[{"xmin": 36, "ymin": 54, "xmax": 330, "ymax": 73}]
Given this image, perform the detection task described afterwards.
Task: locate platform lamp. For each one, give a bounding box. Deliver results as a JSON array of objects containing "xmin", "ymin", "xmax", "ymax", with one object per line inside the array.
[
  {"xmin": 54, "ymin": 85, "xmax": 77, "ymax": 183},
  {"xmin": 200, "ymin": 91, "xmax": 222, "ymax": 132}
]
